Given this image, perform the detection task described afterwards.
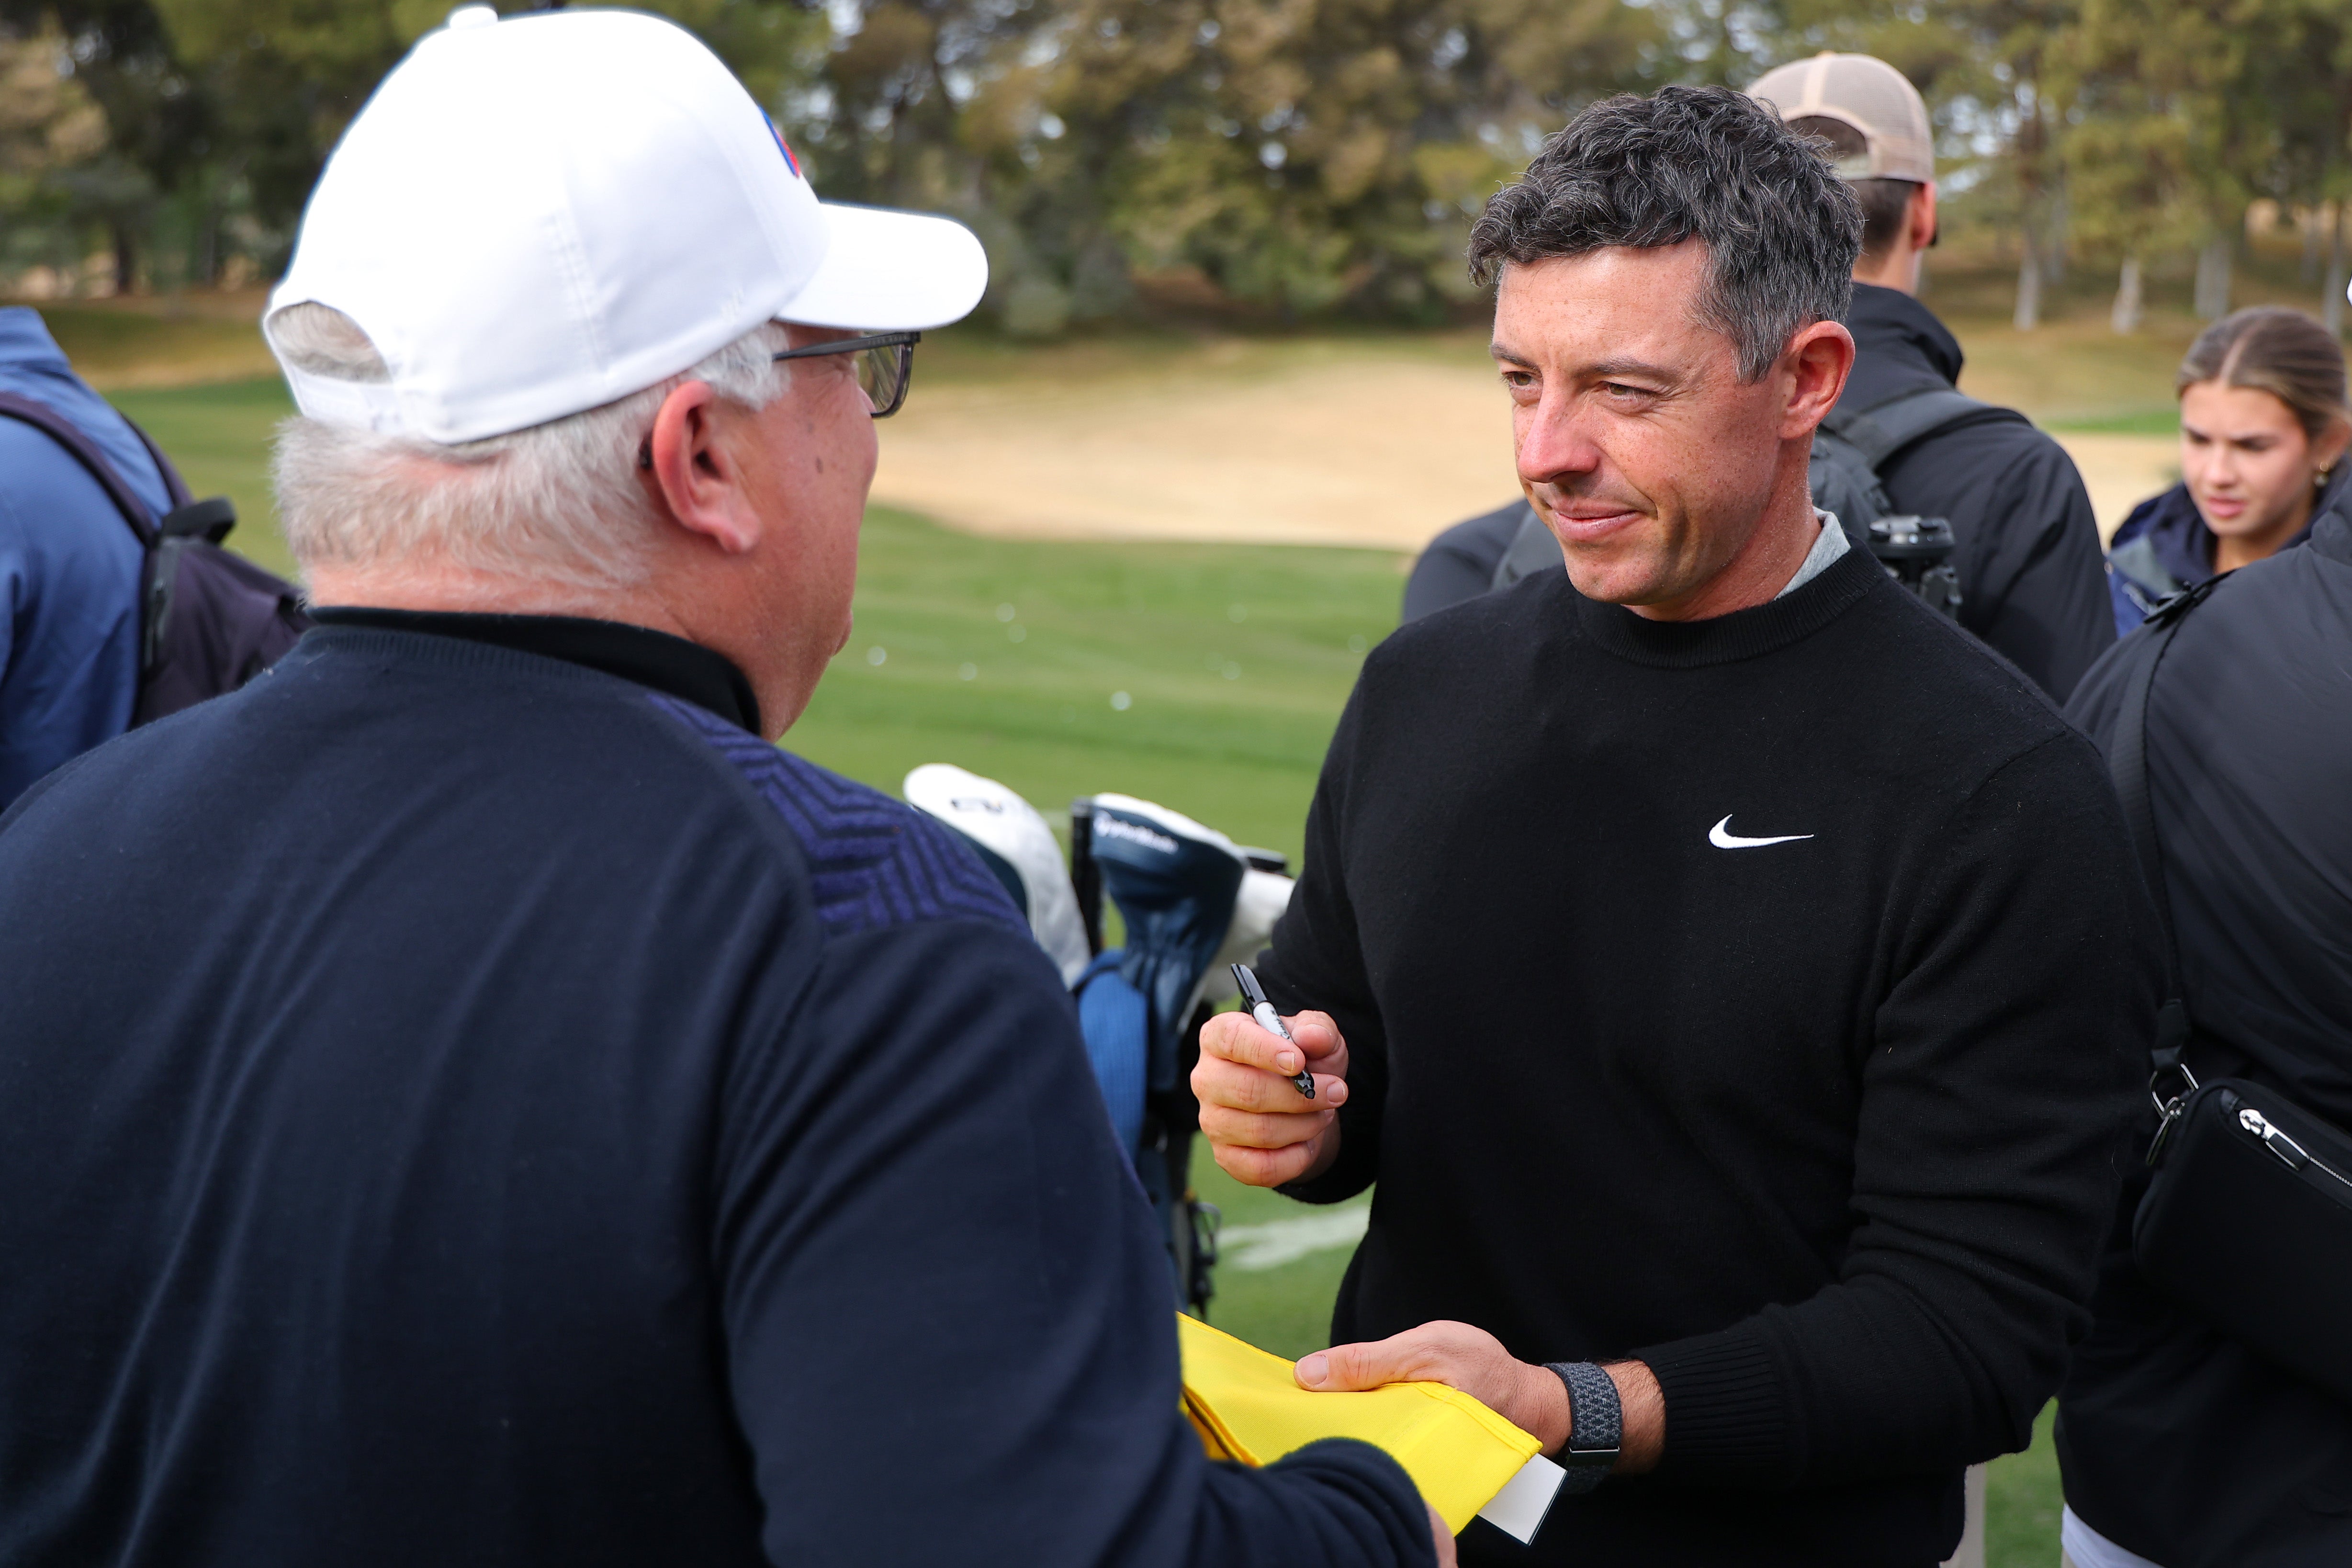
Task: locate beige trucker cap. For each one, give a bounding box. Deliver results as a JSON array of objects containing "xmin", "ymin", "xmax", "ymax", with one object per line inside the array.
[{"xmin": 1748, "ymin": 53, "xmax": 1934, "ymax": 184}]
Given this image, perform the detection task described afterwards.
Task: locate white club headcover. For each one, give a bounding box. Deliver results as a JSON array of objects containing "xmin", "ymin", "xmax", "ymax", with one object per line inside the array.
[
  {"xmin": 905, "ymin": 764, "xmax": 1091, "ymax": 985},
  {"xmin": 1212, "ymin": 869, "xmax": 1295, "ymax": 975}
]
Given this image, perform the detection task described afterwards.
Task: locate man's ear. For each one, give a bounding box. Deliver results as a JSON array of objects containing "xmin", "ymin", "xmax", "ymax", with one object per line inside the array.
[
  {"xmin": 1779, "ymin": 319, "xmax": 1855, "ymax": 441},
  {"xmin": 642, "ymin": 380, "xmax": 764, "ymax": 555},
  {"xmin": 1913, "ymin": 181, "xmax": 1939, "ymax": 252}
]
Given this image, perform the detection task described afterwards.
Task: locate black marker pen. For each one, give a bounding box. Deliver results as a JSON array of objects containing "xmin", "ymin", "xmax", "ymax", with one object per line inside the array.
[{"xmin": 1231, "ymin": 963, "xmax": 1315, "ymax": 1099}]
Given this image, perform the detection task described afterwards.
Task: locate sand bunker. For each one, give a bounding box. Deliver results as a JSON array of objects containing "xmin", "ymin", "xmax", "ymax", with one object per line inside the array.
[{"xmin": 874, "ymin": 356, "xmax": 2178, "ymax": 553}]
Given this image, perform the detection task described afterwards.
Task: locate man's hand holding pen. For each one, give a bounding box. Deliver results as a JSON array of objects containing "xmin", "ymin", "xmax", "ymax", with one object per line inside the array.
[{"xmin": 1193, "ymin": 996, "xmax": 1350, "ymax": 1189}]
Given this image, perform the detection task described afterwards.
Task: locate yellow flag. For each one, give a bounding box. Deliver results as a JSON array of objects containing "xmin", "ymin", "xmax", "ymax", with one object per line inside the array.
[{"xmin": 1175, "ymin": 1314, "xmax": 1540, "ymax": 1534}]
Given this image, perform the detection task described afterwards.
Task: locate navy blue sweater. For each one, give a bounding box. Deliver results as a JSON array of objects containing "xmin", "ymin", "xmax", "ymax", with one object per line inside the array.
[{"xmin": 0, "ymin": 617, "xmax": 1432, "ymax": 1568}]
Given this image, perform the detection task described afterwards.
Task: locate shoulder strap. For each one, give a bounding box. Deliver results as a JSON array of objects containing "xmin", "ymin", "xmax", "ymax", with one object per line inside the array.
[
  {"xmin": 0, "ymin": 390, "xmax": 159, "ymax": 549},
  {"xmin": 2108, "ymin": 575, "xmax": 2223, "ymax": 1077},
  {"xmin": 123, "ymin": 417, "xmax": 195, "ymax": 511},
  {"xmin": 1820, "ymin": 386, "xmax": 2024, "ymax": 471}
]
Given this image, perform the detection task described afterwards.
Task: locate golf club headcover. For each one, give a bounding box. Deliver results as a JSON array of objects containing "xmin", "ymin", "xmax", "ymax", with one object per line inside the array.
[
  {"xmin": 1087, "ymin": 793, "xmax": 1247, "ymax": 1089},
  {"xmin": 1211, "ymin": 868, "xmax": 1294, "ymax": 975},
  {"xmin": 903, "ymin": 765, "xmax": 1091, "ymax": 985}
]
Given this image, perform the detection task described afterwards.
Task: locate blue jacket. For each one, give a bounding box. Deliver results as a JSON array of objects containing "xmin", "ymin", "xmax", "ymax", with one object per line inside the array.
[
  {"xmin": 2105, "ymin": 465, "xmax": 2345, "ymax": 634},
  {"xmin": 0, "ymin": 306, "xmax": 172, "ymax": 805},
  {"xmin": 0, "ymin": 611, "xmax": 1433, "ymax": 1568}
]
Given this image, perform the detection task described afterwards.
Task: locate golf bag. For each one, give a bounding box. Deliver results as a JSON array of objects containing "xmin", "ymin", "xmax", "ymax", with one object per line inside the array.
[
  {"xmin": 1073, "ymin": 795, "xmax": 1292, "ymax": 1315},
  {"xmin": 904, "ymin": 767, "xmax": 1291, "ymax": 1314}
]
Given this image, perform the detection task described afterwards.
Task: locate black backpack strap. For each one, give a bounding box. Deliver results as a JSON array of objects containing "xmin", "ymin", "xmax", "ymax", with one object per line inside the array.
[
  {"xmin": 1820, "ymin": 386, "xmax": 2026, "ymax": 471},
  {"xmin": 0, "ymin": 391, "xmax": 160, "ymax": 549},
  {"xmin": 2108, "ymin": 575, "xmax": 2222, "ymax": 1090},
  {"xmin": 123, "ymin": 417, "xmax": 195, "ymax": 511}
]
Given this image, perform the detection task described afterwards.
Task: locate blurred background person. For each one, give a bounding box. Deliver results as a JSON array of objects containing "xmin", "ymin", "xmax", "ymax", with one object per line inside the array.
[
  {"xmin": 1406, "ymin": 53, "xmax": 2116, "ymax": 703},
  {"xmin": 2106, "ymin": 305, "xmax": 2351, "ymax": 630},
  {"xmin": 0, "ymin": 305, "xmax": 171, "ymax": 805},
  {"xmin": 2059, "ymin": 453, "xmax": 2352, "ymax": 1567}
]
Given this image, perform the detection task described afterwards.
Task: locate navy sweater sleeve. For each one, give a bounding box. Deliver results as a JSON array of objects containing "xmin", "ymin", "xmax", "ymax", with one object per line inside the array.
[{"xmin": 714, "ymin": 913, "xmax": 1433, "ymax": 1567}]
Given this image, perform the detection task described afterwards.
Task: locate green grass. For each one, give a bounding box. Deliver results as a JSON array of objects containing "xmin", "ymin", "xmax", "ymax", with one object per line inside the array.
[
  {"xmin": 107, "ymin": 377, "xmax": 300, "ymax": 581},
  {"xmin": 1988, "ymin": 1405, "xmax": 2063, "ymax": 1568},
  {"xmin": 792, "ymin": 506, "xmax": 1403, "ymax": 867},
  {"xmin": 2042, "ymin": 408, "xmax": 2181, "ymax": 436},
  {"xmin": 1189, "ymin": 1139, "xmax": 1366, "ymax": 1360}
]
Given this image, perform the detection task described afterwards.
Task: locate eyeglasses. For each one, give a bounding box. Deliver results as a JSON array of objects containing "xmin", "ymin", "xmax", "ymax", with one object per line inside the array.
[{"xmin": 773, "ymin": 331, "xmax": 921, "ymax": 418}]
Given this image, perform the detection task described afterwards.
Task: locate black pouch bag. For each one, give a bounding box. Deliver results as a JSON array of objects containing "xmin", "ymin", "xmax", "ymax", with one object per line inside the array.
[
  {"xmin": 0, "ymin": 392, "xmax": 308, "ymax": 722},
  {"xmin": 2113, "ymin": 579, "xmax": 2352, "ymax": 1404}
]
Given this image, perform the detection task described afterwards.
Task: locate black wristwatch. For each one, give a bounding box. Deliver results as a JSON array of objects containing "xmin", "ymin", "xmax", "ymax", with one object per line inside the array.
[{"xmin": 1545, "ymin": 1361, "xmax": 1622, "ymax": 1496}]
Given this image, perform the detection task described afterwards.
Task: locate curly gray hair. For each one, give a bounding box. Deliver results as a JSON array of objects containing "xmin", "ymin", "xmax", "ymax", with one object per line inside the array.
[{"xmin": 1470, "ymin": 86, "xmax": 1862, "ymax": 383}]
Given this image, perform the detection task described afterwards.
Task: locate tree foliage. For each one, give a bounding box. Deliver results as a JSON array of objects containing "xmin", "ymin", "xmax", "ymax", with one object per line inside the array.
[{"xmin": 6, "ymin": 0, "xmax": 2352, "ymax": 328}]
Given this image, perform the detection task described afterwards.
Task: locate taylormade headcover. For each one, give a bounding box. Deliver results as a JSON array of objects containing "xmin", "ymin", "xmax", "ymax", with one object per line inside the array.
[{"xmin": 1088, "ymin": 793, "xmax": 1248, "ymax": 1085}]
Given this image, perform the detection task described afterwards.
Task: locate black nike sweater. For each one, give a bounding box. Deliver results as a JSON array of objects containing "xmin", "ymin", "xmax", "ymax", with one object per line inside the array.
[{"xmin": 1264, "ymin": 543, "xmax": 2162, "ymax": 1566}]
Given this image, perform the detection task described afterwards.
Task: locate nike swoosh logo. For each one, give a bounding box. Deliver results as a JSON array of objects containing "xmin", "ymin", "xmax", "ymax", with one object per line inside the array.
[{"xmin": 1709, "ymin": 814, "xmax": 1815, "ymax": 849}]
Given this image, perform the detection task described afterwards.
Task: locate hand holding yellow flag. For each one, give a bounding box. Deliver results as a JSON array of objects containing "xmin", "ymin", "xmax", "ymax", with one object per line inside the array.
[{"xmin": 1176, "ymin": 1314, "xmax": 1564, "ymax": 1540}]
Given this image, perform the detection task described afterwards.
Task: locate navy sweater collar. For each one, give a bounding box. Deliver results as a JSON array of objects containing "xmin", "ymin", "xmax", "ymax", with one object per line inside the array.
[{"xmin": 306, "ymin": 607, "xmax": 761, "ymax": 733}]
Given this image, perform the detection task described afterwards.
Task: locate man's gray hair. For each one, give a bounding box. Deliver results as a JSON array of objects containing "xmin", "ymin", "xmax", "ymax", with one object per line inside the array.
[
  {"xmin": 1468, "ymin": 85, "xmax": 1862, "ymax": 383},
  {"xmin": 268, "ymin": 305, "xmax": 792, "ymax": 590}
]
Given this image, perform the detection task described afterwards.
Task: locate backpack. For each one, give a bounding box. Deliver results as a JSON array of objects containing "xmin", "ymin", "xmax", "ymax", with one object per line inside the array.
[
  {"xmin": 1487, "ymin": 384, "xmax": 2027, "ymax": 617},
  {"xmin": 0, "ymin": 393, "xmax": 310, "ymax": 725}
]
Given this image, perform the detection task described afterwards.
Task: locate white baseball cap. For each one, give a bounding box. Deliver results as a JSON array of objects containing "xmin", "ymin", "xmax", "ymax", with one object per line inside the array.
[
  {"xmin": 1749, "ymin": 53, "xmax": 1935, "ymax": 185},
  {"xmin": 265, "ymin": 5, "xmax": 988, "ymax": 444}
]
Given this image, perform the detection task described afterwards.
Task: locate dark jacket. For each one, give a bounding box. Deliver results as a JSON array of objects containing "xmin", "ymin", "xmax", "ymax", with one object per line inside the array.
[
  {"xmin": 0, "ymin": 613, "xmax": 1436, "ymax": 1568},
  {"xmin": 1402, "ymin": 284, "xmax": 2117, "ymax": 700},
  {"xmin": 2105, "ymin": 468, "xmax": 2344, "ymax": 633},
  {"xmin": 2058, "ymin": 505, "xmax": 2352, "ymax": 1565}
]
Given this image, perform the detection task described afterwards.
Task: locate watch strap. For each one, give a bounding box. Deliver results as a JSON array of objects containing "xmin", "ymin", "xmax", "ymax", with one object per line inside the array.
[{"xmin": 1545, "ymin": 1361, "xmax": 1622, "ymax": 1496}]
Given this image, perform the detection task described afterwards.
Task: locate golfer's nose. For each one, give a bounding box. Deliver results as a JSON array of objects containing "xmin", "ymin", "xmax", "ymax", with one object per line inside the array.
[{"xmin": 1516, "ymin": 390, "xmax": 1605, "ymax": 486}]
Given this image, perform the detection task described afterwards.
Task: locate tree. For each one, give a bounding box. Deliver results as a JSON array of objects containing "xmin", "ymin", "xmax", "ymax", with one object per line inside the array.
[
  {"xmin": 2048, "ymin": 0, "xmax": 2217, "ymax": 332},
  {"xmin": 1752, "ymin": 0, "xmax": 2084, "ymax": 329}
]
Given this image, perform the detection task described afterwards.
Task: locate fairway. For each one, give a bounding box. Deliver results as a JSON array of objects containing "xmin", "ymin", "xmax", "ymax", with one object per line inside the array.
[{"xmin": 95, "ymin": 362, "xmax": 2065, "ymax": 1566}]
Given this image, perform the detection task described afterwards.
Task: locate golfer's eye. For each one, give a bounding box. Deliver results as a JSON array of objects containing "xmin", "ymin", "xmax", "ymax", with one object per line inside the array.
[{"xmin": 1499, "ymin": 369, "xmax": 1536, "ymax": 393}]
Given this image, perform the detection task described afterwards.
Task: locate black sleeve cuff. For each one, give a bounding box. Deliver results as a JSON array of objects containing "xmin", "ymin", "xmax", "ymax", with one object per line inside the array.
[{"xmin": 1630, "ymin": 1326, "xmax": 1800, "ymax": 1488}]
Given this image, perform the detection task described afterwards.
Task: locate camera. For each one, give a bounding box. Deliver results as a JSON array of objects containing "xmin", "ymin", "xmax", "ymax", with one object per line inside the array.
[{"xmin": 1867, "ymin": 515, "xmax": 1962, "ymax": 620}]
